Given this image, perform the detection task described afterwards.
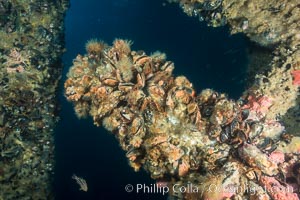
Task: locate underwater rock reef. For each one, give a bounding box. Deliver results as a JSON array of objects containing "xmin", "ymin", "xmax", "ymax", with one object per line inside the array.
[
  {"xmin": 169, "ymin": 0, "xmax": 300, "ymax": 136},
  {"xmin": 65, "ymin": 1, "xmax": 300, "ymax": 200},
  {"xmin": 0, "ymin": 0, "xmax": 68, "ymax": 199},
  {"xmin": 64, "ymin": 0, "xmax": 300, "ymax": 199},
  {"xmin": 65, "ymin": 38, "xmax": 300, "ymax": 199},
  {"xmin": 168, "ymin": 0, "xmax": 300, "ymax": 47},
  {"xmin": 0, "ymin": 0, "xmax": 298, "ymax": 199}
]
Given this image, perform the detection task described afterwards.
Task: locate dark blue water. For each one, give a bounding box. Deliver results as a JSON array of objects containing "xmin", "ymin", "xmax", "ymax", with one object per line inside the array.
[{"xmin": 54, "ymin": 0, "xmax": 248, "ymax": 199}]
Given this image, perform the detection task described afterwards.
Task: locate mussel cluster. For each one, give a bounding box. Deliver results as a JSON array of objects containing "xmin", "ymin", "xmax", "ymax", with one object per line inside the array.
[
  {"xmin": 168, "ymin": 0, "xmax": 226, "ymax": 27},
  {"xmin": 65, "ymin": 39, "xmax": 300, "ymax": 199}
]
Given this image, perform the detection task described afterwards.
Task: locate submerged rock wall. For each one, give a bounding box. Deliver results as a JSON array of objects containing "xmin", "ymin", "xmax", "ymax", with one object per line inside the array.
[
  {"xmin": 0, "ymin": 0, "xmax": 68, "ymax": 199},
  {"xmin": 168, "ymin": 0, "xmax": 300, "ymax": 47}
]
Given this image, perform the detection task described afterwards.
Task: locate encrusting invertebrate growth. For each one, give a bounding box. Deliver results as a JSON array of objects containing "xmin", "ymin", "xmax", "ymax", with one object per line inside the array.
[
  {"xmin": 0, "ymin": 0, "xmax": 69, "ymax": 198},
  {"xmin": 65, "ymin": 39, "xmax": 300, "ymax": 200}
]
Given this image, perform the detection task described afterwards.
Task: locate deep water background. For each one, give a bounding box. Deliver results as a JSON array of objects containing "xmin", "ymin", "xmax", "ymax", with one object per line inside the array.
[{"xmin": 54, "ymin": 0, "xmax": 248, "ymax": 199}]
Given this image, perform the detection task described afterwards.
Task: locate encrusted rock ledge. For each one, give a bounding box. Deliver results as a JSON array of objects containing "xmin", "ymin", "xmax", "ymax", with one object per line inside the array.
[
  {"xmin": 169, "ymin": 0, "xmax": 300, "ymax": 135},
  {"xmin": 0, "ymin": 0, "xmax": 68, "ymax": 199}
]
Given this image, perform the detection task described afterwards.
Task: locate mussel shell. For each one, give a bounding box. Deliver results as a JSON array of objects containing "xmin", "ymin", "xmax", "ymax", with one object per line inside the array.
[
  {"xmin": 220, "ymin": 129, "xmax": 229, "ymax": 143},
  {"xmin": 215, "ymin": 157, "xmax": 228, "ymax": 167},
  {"xmin": 236, "ymin": 130, "xmax": 247, "ymax": 142},
  {"xmin": 292, "ymin": 163, "xmax": 300, "ymax": 175},
  {"xmin": 201, "ymin": 105, "xmax": 214, "ymax": 117},
  {"xmin": 241, "ymin": 109, "xmax": 249, "ymax": 120}
]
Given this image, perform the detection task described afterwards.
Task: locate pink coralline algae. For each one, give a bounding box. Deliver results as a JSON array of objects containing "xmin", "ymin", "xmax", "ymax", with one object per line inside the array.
[
  {"xmin": 291, "ymin": 70, "xmax": 300, "ymax": 86},
  {"xmin": 260, "ymin": 176, "xmax": 299, "ymax": 200},
  {"xmin": 269, "ymin": 150, "xmax": 285, "ymax": 164},
  {"xmin": 242, "ymin": 95, "xmax": 273, "ymax": 120}
]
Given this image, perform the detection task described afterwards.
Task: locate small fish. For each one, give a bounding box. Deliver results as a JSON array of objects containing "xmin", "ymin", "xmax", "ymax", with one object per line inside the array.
[{"xmin": 72, "ymin": 174, "xmax": 88, "ymax": 192}]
